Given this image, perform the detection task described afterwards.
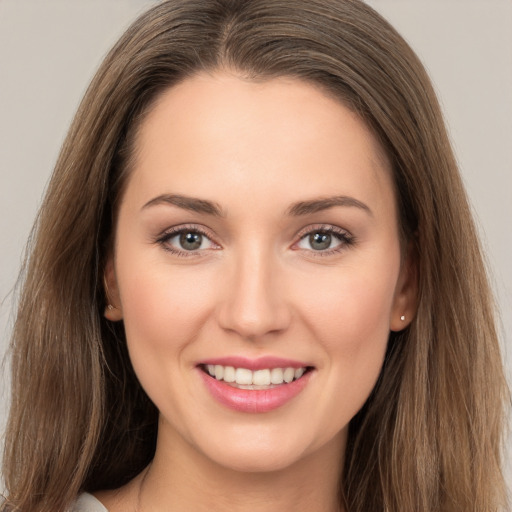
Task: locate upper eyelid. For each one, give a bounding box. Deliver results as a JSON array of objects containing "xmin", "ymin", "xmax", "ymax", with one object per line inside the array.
[
  {"xmin": 155, "ymin": 223, "xmax": 353, "ymax": 249},
  {"xmin": 155, "ymin": 224, "xmax": 220, "ymax": 251},
  {"xmin": 157, "ymin": 224, "xmax": 216, "ymax": 240},
  {"xmin": 294, "ymin": 223, "xmax": 353, "ymax": 239},
  {"xmin": 157, "ymin": 223, "xmax": 351, "ymax": 236},
  {"xmin": 155, "ymin": 225, "xmax": 220, "ymax": 257},
  {"xmin": 292, "ymin": 224, "xmax": 355, "ymax": 254}
]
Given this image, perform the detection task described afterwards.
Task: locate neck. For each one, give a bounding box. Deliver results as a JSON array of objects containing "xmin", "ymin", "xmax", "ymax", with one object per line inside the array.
[{"xmin": 135, "ymin": 420, "xmax": 346, "ymax": 512}]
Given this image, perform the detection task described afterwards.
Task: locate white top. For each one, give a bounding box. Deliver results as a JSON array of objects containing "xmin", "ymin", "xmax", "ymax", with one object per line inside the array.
[
  {"xmin": 1, "ymin": 492, "xmax": 107, "ymax": 512},
  {"xmin": 70, "ymin": 493, "xmax": 108, "ymax": 512}
]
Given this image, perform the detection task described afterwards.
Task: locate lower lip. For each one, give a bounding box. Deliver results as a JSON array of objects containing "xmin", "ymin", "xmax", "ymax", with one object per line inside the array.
[{"xmin": 199, "ymin": 369, "xmax": 312, "ymax": 413}]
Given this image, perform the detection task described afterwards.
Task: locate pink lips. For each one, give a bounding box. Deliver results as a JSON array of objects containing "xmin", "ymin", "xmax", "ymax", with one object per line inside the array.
[
  {"xmin": 201, "ymin": 356, "xmax": 307, "ymax": 371},
  {"xmin": 197, "ymin": 356, "xmax": 312, "ymax": 413}
]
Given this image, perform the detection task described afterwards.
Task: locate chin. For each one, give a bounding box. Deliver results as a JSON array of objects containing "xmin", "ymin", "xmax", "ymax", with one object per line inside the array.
[
  {"xmin": 191, "ymin": 424, "xmax": 344, "ymax": 475},
  {"xmin": 205, "ymin": 443, "xmax": 306, "ymax": 474}
]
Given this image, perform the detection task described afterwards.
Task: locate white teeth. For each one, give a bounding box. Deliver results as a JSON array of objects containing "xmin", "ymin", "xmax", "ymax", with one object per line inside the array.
[
  {"xmin": 294, "ymin": 367, "xmax": 305, "ymax": 379},
  {"xmin": 283, "ymin": 367, "xmax": 295, "ymax": 383},
  {"xmin": 270, "ymin": 368, "xmax": 284, "ymax": 384},
  {"xmin": 223, "ymin": 366, "xmax": 235, "ymax": 383},
  {"xmin": 205, "ymin": 365, "xmax": 307, "ymax": 386},
  {"xmin": 253, "ymin": 369, "xmax": 271, "ymax": 386},
  {"xmin": 235, "ymin": 368, "xmax": 253, "ymax": 385},
  {"xmin": 214, "ymin": 365, "xmax": 224, "ymax": 380}
]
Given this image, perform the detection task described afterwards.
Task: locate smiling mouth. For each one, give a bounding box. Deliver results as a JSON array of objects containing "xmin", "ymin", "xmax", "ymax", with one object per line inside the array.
[{"xmin": 200, "ymin": 364, "xmax": 313, "ymax": 390}]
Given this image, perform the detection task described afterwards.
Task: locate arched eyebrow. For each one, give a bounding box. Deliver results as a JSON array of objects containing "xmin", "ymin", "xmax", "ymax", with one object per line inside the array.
[
  {"xmin": 142, "ymin": 193, "xmax": 372, "ymax": 218},
  {"xmin": 142, "ymin": 194, "xmax": 225, "ymax": 216},
  {"xmin": 286, "ymin": 196, "xmax": 373, "ymax": 217}
]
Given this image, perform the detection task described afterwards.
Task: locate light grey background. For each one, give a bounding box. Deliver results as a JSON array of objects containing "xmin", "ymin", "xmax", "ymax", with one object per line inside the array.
[{"xmin": 1, "ymin": 0, "xmax": 511, "ymax": 494}]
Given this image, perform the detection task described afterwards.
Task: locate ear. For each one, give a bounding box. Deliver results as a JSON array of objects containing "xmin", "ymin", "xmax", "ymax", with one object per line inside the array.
[
  {"xmin": 390, "ymin": 244, "xmax": 418, "ymax": 332},
  {"xmin": 103, "ymin": 255, "xmax": 123, "ymax": 322}
]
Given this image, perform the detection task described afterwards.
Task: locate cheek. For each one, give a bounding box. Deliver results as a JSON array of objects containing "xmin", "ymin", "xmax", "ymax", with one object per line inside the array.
[
  {"xmin": 114, "ymin": 256, "xmax": 224, "ymax": 431},
  {"xmin": 301, "ymin": 266, "xmax": 397, "ymax": 345},
  {"xmin": 296, "ymin": 257, "xmax": 399, "ymax": 404},
  {"xmin": 116, "ymin": 254, "xmax": 218, "ymax": 369}
]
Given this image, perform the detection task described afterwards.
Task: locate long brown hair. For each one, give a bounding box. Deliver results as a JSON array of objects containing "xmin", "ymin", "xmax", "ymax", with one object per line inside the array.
[{"xmin": 2, "ymin": 1, "xmax": 509, "ymax": 511}]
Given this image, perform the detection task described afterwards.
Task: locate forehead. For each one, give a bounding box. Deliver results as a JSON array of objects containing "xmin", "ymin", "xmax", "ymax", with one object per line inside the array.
[{"xmin": 125, "ymin": 72, "xmax": 395, "ymax": 217}]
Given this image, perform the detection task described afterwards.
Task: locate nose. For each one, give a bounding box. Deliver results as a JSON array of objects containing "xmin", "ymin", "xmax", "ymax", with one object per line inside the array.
[{"xmin": 216, "ymin": 245, "xmax": 291, "ymax": 341}]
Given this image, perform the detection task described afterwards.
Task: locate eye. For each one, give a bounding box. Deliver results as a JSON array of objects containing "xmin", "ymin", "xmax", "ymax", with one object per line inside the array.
[
  {"xmin": 295, "ymin": 226, "xmax": 354, "ymax": 254},
  {"xmin": 301, "ymin": 232, "xmax": 339, "ymax": 251},
  {"xmin": 176, "ymin": 231, "xmax": 206, "ymax": 251},
  {"xmin": 157, "ymin": 226, "xmax": 219, "ymax": 255}
]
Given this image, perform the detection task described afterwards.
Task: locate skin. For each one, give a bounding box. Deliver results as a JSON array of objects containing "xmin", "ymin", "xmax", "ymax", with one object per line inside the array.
[{"xmin": 101, "ymin": 71, "xmax": 416, "ymax": 512}]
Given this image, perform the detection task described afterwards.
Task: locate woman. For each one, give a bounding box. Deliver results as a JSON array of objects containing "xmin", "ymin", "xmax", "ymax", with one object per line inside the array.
[{"xmin": 1, "ymin": 1, "xmax": 509, "ymax": 511}]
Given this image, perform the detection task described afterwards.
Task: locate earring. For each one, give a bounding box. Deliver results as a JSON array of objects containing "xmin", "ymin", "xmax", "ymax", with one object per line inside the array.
[
  {"xmin": 107, "ymin": 304, "xmax": 115, "ymax": 310},
  {"xmin": 400, "ymin": 315, "xmax": 405, "ymax": 321}
]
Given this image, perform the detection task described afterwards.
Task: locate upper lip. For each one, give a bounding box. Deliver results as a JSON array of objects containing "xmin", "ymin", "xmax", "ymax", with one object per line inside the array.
[{"xmin": 197, "ymin": 356, "xmax": 311, "ymax": 371}]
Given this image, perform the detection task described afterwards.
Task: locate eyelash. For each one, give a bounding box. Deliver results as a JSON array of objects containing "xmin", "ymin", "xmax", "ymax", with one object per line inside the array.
[
  {"xmin": 155, "ymin": 224, "xmax": 219, "ymax": 258},
  {"xmin": 293, "ymin": 224, "xmax": 355, "ymax": 256},
  {"xmin": 154, "ymin": 223, "xmax": 355, "ymax": 257}
]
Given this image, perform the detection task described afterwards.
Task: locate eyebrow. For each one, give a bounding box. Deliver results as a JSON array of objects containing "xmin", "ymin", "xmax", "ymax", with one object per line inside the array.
[
  {"xmin": 142, "ymin": 193, "xmax": 372, "ymax": 218},
  {"xmin": 142, "ymin": 194, "xmax": 225, "ymax": 216},
  {"xmin": 286, "ymin": 196, "xmax": 373, "ymax": 217}
]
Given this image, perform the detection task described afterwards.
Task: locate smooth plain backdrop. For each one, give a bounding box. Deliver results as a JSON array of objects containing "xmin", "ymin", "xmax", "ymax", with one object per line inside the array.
[{"xmin": 1, "ymin": 0, "xmax": 511, "ymax": 492}]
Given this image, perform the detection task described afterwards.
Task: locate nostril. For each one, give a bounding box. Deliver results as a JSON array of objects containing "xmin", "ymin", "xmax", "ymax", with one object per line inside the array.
[{"xmin": 217, "ymin": 305, "xmax": 292, "ymax": 340}]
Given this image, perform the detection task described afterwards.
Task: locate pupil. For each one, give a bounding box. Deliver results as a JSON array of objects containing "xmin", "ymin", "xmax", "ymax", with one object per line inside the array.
[
  {"xmin": 310, "ymin": 232, "xmax": 331, "ymax": 250},
  {"xmin": 180, "ymin": 232, "xmax": 202, "ymax": 250}
]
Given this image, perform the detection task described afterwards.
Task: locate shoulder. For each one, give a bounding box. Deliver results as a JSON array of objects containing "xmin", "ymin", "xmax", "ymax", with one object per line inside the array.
[
  {"xmin": 69, "ymin": 493, "xmax": 109, "ymax": 512},
  {"xmin": 0, "ymin": 493, "xmax": 108, "ymax": 512}
]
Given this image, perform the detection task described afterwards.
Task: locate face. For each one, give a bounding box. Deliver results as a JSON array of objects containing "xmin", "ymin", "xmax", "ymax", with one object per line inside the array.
[{"xmin": 105, "ymin": 72, "xmax": 415, "ymax": 474}]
